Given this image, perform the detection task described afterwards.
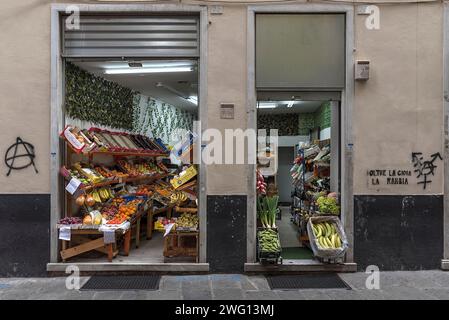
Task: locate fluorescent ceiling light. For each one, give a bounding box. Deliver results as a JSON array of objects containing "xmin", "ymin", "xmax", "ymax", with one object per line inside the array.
[
  {"xmin": 187, "ymin": 96, "xmax": 198, "ymax": 105},
  {"xmin": 143, "ymin": 62, "xmax": 193, "ymax": 68},
  {"xmin": 258, "ymin": 102, "xmax": 277, "ymax": 109},
  {"xmin": 105, "ymin": 66, "xmax": 192, "ymax": 75}
]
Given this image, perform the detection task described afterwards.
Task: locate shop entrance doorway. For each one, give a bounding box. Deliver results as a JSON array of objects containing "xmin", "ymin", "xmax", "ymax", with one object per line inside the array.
[
  {"xmin": 49, "ymin": 5, "xmax": 209, "ymax": 273},
  {"xmin": 256, "ymin": 95, "xmax": 341, "ymax": 264},
  {"xmin": 246, "ymin": 5, "xmax": 355, "ymax": 272}
]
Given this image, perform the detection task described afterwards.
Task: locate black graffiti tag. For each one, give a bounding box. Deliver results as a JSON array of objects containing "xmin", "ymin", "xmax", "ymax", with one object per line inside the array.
[
  {"xmin": 4, "ymin": 137, "xmax": 38, "ymax": 176},
  {"xmin": 412, "ymin": 152, "xmax": 442, "ymax": 190}
]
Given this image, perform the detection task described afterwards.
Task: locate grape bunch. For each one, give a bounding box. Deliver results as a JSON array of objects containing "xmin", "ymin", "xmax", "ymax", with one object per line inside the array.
[
  {"xmin": 58, "ymin": 217, "xmax": 82, "ymax": 225},
  {"xmin": 101, "ymin": 205, "xmax": 118, "ymax": 220}
]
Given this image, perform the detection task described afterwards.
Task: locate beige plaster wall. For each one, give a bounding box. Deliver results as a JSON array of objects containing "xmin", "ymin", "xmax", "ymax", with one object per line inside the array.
[
  {"xmin": 0, "ymin": 0, "xmax": 52, "ymax": 193},
  {"xmin": 0, "ymin": 0, "xmax": 444, "ymax": 197},
  {"xmin": 205, "ymin": 6, "xmax": 248, "ymax": 194},
  {"xmin": 353, "ymin": 2, "xmax": 444, "ymax": 195}
]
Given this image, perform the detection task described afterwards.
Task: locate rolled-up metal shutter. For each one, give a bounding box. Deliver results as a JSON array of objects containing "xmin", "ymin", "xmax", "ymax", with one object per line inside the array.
[{"xmin": 63, "ymin": 15, "xmax": 199, "ymax": 58}]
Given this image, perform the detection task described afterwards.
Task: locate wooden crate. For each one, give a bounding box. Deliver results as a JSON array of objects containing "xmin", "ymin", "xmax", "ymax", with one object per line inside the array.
[{"xmin": 163, "ymin": 231, "xmax": 199, "ymax": 262}]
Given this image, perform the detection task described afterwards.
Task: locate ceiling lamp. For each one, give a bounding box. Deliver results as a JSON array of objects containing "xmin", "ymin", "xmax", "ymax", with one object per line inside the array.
[
  {"xmin": 258, "ymin": 102, "xmax": 277, "ymax": 109},
  {"xmin": 105, "ymin": 66, "xmax": 192, "ymax": 75}
]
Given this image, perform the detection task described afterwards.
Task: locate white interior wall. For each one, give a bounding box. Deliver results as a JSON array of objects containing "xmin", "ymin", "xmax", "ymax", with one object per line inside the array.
[
  {"xmin": 278, "ymin": 135, "xmax": 309, "ymax": 147},
  {"xmin": 320, "ymin": 127, "xmax": 331, "ymax": 140}
]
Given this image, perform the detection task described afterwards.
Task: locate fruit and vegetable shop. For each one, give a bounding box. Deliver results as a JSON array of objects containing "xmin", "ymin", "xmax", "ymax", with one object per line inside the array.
[
  {"xmin": 52, "ymin": 7, "xmax": 348, "ymax": 270},
  {"xmin": 55, "ymin": 15, "xmax": 204, "ymax": 266},
  {"xmin": 0, "ymin": 1, "xmax": 447, "ymax": 276}
]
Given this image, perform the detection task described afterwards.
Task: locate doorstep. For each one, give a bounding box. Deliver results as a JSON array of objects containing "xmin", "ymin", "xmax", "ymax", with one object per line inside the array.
[
  {"xmin": 441, "ymin": 259, "xmax": 449, "ymax": 270},
  {"xmin": 47, "ymin": 262, "xmax": 209, "ymax": 273},
  {"xmin": 244, "ymin": 260, "xmax": 357, "ymax": 272}
]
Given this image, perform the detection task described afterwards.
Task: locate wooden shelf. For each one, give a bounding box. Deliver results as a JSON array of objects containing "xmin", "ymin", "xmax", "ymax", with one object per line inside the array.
[
  {"xmin": 314, "ymin": 162, "xmax": 330, "ymax": 167},
  {"xmin": 66, "ymin": 141, "xmax": 169, "ymax": 158},
  {"xmin": 89, "ymin": 150, "xmax": 169, "ymax": 158},
  {"xmin": 81, "ymin": 173, "xmax": 168, "ymax": 191}
]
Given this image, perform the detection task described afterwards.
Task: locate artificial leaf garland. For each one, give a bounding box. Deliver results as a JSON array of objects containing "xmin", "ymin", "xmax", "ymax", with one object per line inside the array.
[
  {"xmin": 65, "ymin": 62, "xmax": 195, "ymax": 142},
  {"xmin": 65, "ymin": 62, "xmax": 135, "ymax": 130}
]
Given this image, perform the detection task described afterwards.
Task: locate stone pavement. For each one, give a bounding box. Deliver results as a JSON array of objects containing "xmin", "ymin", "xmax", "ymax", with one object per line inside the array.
[{"xmin": 1, "ymin": 271, "xmax": 449, "ymax": 300}]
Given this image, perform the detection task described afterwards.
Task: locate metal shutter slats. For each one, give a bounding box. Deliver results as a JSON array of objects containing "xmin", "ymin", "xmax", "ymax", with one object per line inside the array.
[
  {"xmin": 63, "ymin": 15, "xmax": 199, "ymax": 58},
  {"xmin": 78, "ymin": 17, "xmax": 198, "ymax": 24},
  {"xmin": 65, "ymin": 41, "xmax": 197, "ymax": 48},
  {"xmin": 67, "ymin": 25, "xmax": 197, "ymax": 32},
  {"xmin": 65, "ymin": 33, "xmax": 197, "ymax": 40}
]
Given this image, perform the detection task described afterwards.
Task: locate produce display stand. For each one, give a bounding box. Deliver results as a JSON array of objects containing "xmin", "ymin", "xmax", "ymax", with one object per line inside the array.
[
  {"xmin": 129, "ymin": 209, "xmax": 144, "ymax": 249},
  {"xmin": 174, "ymin": 206, "xmax": 198, "ymax": 214},
  {"xmin": 163, "ymin": 230, "xmax": 199, "ymax": 263},
  {"xmin": 58, "ymin": 225, "xmax": 131, "ymax": 262},
  {"xmin": 59, "ymin": 128, "xmax": 199, "ymax": 264},
  {"xmin": 290, "ymin": 140, "xmax": 333, "ymax": 241},
  {"xmin": 61, "ymin": 133, "xmax": 170, "ymax": 258}
]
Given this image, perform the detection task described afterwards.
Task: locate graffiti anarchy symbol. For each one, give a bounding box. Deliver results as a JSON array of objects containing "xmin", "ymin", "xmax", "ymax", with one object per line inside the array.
[{"xmin": 4, "ymin": 137, "xmax": 38, "ymax": 176}]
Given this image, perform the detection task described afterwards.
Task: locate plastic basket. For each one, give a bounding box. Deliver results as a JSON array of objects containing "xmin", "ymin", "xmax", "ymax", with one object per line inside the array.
[{"xmin": 307, "ymin": 216, "xmax": 348, "ymax": 261}]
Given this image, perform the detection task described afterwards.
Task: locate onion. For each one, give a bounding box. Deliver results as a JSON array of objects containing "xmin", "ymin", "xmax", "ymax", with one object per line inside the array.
[
  {"xmin": 83, "ymin": 214, "xmax": 92, "ymax": 225},
  {"xmin": 85, "ymin": 194, "xmax": 96, "ymax": 207},
  {"xmin": 75, "ymin": 195, "xmax": 85, "ymax": 206}
]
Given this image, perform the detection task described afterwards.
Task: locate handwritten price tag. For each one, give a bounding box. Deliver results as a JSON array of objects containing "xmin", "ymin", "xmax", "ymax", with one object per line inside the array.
[
  {"xmin": 65, "ymin": 178, "xmax": 81, "ymax": 195},
  {"xmin": 59, "ymin": 227, "xmax": 71, "ymax": 241}
]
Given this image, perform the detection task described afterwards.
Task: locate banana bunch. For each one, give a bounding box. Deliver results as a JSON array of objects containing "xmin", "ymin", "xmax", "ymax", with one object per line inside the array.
[
  {"xmin": 98, "ymin": 188, "xmax": 113, "ymax": 202},
  {"xmin": 312, "ymin": 222, "xmax": 342, "ymax": 249},
  {"xmin": 91, "ymin": 190, "xmax": 102, "ymax": 203},
  {"xmin": 136, "ymin": 163, "xmax": 149, "ymax": 174},
  {"xmin": 176, "ymin": 213, "xmax": 198, "ymax": 229},
  {"xmin": 170, "ymin": 191, "xmax": 188, "ymax": 204}
]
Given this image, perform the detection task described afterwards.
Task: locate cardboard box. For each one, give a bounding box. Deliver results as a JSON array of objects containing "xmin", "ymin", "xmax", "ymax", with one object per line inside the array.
[{"xmin": 170, "ymin": 166, "xmax": 198, "ymax": 189}]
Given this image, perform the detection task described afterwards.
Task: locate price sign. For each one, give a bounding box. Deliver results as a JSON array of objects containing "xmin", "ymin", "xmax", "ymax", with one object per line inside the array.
[
  {"xmin": 59, "ymin": 227, "xmax": 71, "ymax": 241},
  {"xmin": 65, "ymin": 178, "xmax": 81, "ymax": 195}
]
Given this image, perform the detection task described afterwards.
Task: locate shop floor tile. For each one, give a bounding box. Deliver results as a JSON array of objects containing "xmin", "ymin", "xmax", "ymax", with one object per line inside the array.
[
  {"xmin": 267, "ymin": 273, "xmax": 351, "ymax": 290},
  {"xmin": 80, "ymin": 275, "xmax": 160, "ymax": 291}
]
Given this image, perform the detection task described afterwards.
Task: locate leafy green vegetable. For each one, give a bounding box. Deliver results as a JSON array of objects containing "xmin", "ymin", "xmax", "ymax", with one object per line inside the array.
[
  {"xmin": 316, "ymin": 196, "xmax": 340, "ymax": 215},
  {"xmin": 258, "ymin": 229, "xmax": 281, "ymax": 252},
  {"xmin": 257, "ymin": 195, "xmax": 279, "ymax": 228}
]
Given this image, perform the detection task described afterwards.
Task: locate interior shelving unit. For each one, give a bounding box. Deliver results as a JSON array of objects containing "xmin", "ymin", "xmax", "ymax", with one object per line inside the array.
[{"xmin": 291, "ymin": 139, "xmax": 331, "ymax": 248}]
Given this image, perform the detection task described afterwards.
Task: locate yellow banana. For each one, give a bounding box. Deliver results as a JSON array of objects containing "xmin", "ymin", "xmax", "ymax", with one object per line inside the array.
[
  {"xmin": 324, "ymin": 237, "xmax": 331, "ymax": 249},
  {"xmin": 317, "ymin": 237, "xmax": 324, "ymax": 249},
  {"xmin": 331, "ymin": 223, "xmax": 337, "ymax": 235},
  {"xmin": 322, "ymin": 237, "xmax": 328, "ymax": 248},
  {"xmin": 335, "ymin": 234, "xmax": 342, "ymax": 248},
  {"xmin": 325, "ymin": 223, "xmax": 332, "ymax": 237},
  {"xmin": 315, "ymin": 224, "xmax": 322, "ymax": 237},
  {"xmin": 327, "ymin": 237, "xmax": 334, "ymax": 248},
  {"xmin": 331, "ymin": 233, "xmax": 337, "ymax": 248},
  {"xmin": 312, "ymin": 225, "xmax": 318, "ymax": 237},
  {"xmin": 318, "ymin": 237, "xmax": 327, "ymax": 249}
]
